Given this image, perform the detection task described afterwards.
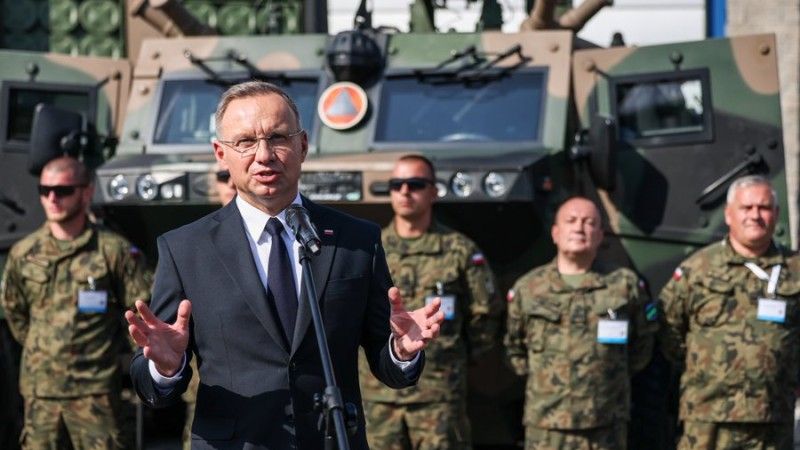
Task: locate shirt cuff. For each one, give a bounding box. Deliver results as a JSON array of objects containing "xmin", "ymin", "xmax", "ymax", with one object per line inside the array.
[
  {"xmin": 388, "ymin": 336, "xmax": 421, "ymax": 375},
  {"xmin": 148, "ymin": 353, "xmax": 187, "ymax": 394}
]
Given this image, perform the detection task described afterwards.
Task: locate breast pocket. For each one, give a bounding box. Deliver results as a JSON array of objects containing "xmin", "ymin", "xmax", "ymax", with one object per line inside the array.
[
  {"xmin": 774, "ymin": 283, "xmax": 800, "ymax": 326},
  {"xmin": 591, "ymin": 297, "xmax": 630, "ymax": 360},
  {"xmin": 19, "ymin": 265, "xmax": 49, "ymax": 309},
  {"xmin": 526, "ymin": 303, "xmax": 561, "ymax": 353},
  {"xmin": 70, "ymin": 260, "xmax": 111, "ymax": 291},
  {"xmin": 70, "ymin": 255, "xmax": 115, "ymax": 315},
  {"xmin": 691, "ymin": 277, "xmax": 734, "ymax": 327},
  {"xmin": 591, "ymin": 295, "xmax": 631, "ymax": 321},
  {"xmin": 420, "ymin": 270, "xmax": 462, "ymax": 336}
]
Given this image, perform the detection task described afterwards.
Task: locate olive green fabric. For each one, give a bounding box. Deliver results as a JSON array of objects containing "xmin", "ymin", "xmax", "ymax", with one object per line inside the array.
[
  {"xmin": 677, "ymin": 421, "xmax": 793, "ymax": 450},
  {"xmin": 363, "ymin": 400, "xmax": 471, "ymax": 450},
  {"xmin": 660, "ymin": 239, "xmax": 800, "ymax": 424},
  {"xmin": 0, "ymin": 224, "xmax": 151, "ymax": 398},
  {"xmin": 359, "ymin": 220, "xmax": 502, "ymax": 449},
  {"xmin": 360, "ymin": 220, "xmax": 502, "ymax": 403},
  {"xmin": 505, "ymin": 259, "xmax": 656, "ymax": 430},
  {"xmin": 523, "ymin": 422, "xmax": 627, "ymax": 450}
]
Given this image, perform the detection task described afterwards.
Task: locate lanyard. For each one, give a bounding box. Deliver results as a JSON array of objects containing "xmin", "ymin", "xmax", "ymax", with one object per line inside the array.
[{"xmin": 743, "ymin": 262, "xmax": 781, "ymax": 296}]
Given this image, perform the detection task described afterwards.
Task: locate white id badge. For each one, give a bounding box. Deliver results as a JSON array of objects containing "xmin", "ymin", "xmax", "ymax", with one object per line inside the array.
[
  {"xmin": 597, "ymin": 319, "xmax": 628, "ymax": 344},
  {"xmin": 426, "ymin": 295, "xmax": 455, "ymax": 320},
  {"xmin": 78, "ymin": 290, "xmax": 108, "ymax": 313},
  {"xmin": 757, "ymin": 298, "xmax": 787, "ymax": 323}
]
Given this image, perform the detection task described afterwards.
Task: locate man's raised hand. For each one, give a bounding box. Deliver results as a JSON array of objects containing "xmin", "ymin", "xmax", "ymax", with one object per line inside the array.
[
  {"xmin": 125, "ymin": 299, "xmax": 192, "ymax": 377},
  {"xmin": 388, "ymin": 287, "xmax": 445, "ymax": 361}
]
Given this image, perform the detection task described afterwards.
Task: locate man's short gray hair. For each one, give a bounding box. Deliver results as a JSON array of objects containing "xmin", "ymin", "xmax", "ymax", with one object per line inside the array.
[
  {"xmin": 214, "ymin": 81, "xmax": 301, "ymax": 138},
  {"xmin": 726, "ymin": 174, "xmax": 777, "ymax": 205}
]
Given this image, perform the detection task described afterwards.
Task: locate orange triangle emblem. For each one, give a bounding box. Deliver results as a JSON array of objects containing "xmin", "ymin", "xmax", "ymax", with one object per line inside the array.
[{"xmin": 318, "ymin": 82, "xmax": 368, "ymax": 130}]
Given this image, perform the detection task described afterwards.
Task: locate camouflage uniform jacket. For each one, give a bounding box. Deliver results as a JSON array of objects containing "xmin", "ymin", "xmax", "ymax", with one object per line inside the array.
[
  {"xmin": 359, "ymin": 220, "xmax": 501, "ymax": 403},
  {"xmin": 504, "ymin": 259, "xmax": 655, "ymax": 429},
  {"xmin": 659, "ymin": 239, "xmax": 800, "ymax": 423},
  {"xmin": 0, "ymin": 223, "xmax": 151, "ymax": 398}
]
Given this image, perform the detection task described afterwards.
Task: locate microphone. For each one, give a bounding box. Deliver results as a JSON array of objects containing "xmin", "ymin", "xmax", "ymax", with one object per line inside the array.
[{"xmin": 285, "ymin": 204, "xmax": 322, "ymax": 256}]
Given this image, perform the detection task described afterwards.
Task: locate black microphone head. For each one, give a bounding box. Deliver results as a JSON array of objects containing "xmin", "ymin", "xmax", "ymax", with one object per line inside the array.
[
  {"xmin": 284, "ymin": 204, "xmax": 306, "ymax": 237},
  {"xmin": 285, "ymin": 204, "xmax": 321, "ymax": 256}
]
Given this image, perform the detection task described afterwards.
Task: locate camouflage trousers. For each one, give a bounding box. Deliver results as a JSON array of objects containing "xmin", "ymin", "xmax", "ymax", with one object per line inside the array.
[
  {"xmin": 21, "ymin": 394, "xmax": 123, "ymax": 450},
  {"xmin": 677, "ymin": 421, "xmax": 793, "ymax": 450},
  {"xmin": 181, "ymin": 358, "xmax": 200, "ymax": 450},
  {"xmin": 524, "ymin": 423, "xmax": 627, "ymax": 450},
  {"xmin": 363, "ymin": 400, "xmax": 471, "ymax": 450}
]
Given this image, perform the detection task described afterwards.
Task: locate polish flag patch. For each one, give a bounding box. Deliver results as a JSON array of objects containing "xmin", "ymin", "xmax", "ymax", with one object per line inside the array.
[
  {"xmin": 506, "ymin": 289, "xmax": 515, "ymax": 303},
  {"xmin": 471, "ymin": 252, "xmax": 486, "ymax": 266},
  {"xmin": 672, "ymin": 267, "xmax": 683, "ymax": 281},
  {"xmin": 324, "ymin": 229, "xmax": 334, "ymax": 236}
]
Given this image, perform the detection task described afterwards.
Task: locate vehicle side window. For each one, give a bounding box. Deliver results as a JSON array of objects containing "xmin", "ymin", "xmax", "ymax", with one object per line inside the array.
[
  {"xmin": 611, "ymin": 69, "xmax": 712, "ymax": 147},
  {"xmin": 0, "ymin": 82, "xmax": 94, "ymax": 153}
]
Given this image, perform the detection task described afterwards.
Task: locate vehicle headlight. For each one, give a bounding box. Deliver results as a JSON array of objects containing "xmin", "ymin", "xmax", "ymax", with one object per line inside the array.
[
  {"xmin": 136, "ymin": 174, "xmax": 158, "ymax": 201},
  {"xmin": 483, "ymin": 172, "xmax": 508, "ymax": 198},
  {"xmin": 108, "ymin": 174, "xmax": 129, "ymax": 200},
  {"xmin": 160, "ymin": 182, "xmax": 185, "ymax": 200},
  {"xmin": 160, "ymin": 184, "xmax": 174, "ymax": 200},
  {"xmin": 435, "ymin": 180, "xmax": 447, "ymax": 198},
  {"xmin": 450, "ymin": 172, "xmax": 474, "ymax": 198}
]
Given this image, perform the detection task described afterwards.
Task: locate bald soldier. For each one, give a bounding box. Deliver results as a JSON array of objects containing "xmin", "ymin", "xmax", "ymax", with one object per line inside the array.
[
  {"xmin": 660, "ymin": 175, "xmax": 800, "ymax": 450},
  {"xmin": 505, "ymin": 196, "xmax": 656, "ymax": 450},
  {"xmin": 0, "ymin": 156, "xmax": 151, "ymax": 449},
  {"xmin": 359, "ymin": 154, "xmax": 502, "ymax": 449}
]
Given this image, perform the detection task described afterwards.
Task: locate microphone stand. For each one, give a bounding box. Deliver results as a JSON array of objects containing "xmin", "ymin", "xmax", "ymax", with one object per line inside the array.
[{"xmin": 297, "ymin": 246, "xmax": 352, "ymax": 450}]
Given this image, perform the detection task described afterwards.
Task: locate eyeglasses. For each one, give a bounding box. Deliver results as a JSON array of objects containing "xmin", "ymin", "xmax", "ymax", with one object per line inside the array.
[
  {"xmin": 217, "ymin": 129, "xmax": 304, "ymax": 157},
  {"xmin": 215, "ymin": 170, "xmax": 230, "ymax": 183},
  {"xmin": 38, "ymin": 184, "xmax": 86, "ymax": 198},
  {"xmin": 388, "ymin": 177, "xmax": 434, "ymax": 192}
]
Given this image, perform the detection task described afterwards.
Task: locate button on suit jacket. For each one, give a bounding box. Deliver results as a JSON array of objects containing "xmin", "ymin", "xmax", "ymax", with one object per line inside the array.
[{"xmin": 130, "ymin": 197, "xmax": 422, "ymax": 449}]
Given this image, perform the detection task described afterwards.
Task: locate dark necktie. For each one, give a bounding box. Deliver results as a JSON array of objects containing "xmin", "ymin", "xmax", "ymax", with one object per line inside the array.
[{"xmin": 265, "ymin": 218, "xmax": 298, "ymax": 345}]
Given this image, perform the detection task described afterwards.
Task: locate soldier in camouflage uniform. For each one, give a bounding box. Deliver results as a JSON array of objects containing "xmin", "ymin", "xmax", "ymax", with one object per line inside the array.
[
  {"xmin": 0, "ymin": 157, "xmax": 151, "ymax": 449},
  {"xmin": 660, "ymin": 175, "xmax": 799, "ymax": 450},
  {"xmin": 504, "ymin": 196, "xmax": 656, "ymax": 450},
  {"xmin": 359, "ymin": 154, "xmax": 502, "ymax": 450}
]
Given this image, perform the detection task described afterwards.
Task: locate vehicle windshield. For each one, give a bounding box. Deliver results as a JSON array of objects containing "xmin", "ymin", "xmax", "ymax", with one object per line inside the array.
[
  {"xmin": 374, "ymin": 70, "xmax": 546, "ymax": 145},
  {"xmin": 152, "ymin": 78, "xmax": 318, "ymax": 148}
]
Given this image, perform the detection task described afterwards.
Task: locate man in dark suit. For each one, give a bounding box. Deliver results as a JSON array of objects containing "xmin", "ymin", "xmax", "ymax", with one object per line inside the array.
[{"xmin": 125, "ymin": 81, "xmax": 444, "ymax": 449}]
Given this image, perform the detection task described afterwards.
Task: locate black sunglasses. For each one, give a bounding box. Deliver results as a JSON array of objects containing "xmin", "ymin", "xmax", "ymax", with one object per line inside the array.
[
  {"xmin": 38, "ymin": 184, "xmax": 86, "ymax": 198},
  {"xmin": 388, "ymin": 177, "xmax": 434, "ymax": 192},
  {"xmin": 216, "ymin": 170, "xmax": 231, "ymax": 183}
]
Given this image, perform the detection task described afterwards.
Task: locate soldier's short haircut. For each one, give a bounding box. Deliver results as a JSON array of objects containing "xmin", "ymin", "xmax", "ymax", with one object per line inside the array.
[
  {"xmin": 214, "ymin": 81, "xmax": 301, "ymax": 137},
  {"xmin": 396, "ymin": 154, "xmax": 436, "ymax": 181},
  {"xmin": 554, "ymin": 195, "xmax": 603, "ymax": 225},
  {"xmin": 41, "ymin": 156, "xmax": 92, "ymax": 185},
  {"xmin": 726, "ymin": 175, "xmax": 777, "ymax": 206}
]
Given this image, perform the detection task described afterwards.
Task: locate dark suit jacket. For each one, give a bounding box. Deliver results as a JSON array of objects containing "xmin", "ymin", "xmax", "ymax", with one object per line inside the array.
[{"xmin": 130, "ymin": 197, "xmax": 421, "ymax": 449}]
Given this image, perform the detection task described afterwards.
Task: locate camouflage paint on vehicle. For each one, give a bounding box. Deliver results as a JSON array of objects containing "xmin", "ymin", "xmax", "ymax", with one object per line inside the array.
[
  {"xmin": 572, "ymin": 33, "xmax": 787, "ymax": 291},
  {"xmin": 0, "ymin": 49, "xmax": 131, "ymax": 253}
]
